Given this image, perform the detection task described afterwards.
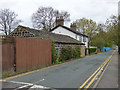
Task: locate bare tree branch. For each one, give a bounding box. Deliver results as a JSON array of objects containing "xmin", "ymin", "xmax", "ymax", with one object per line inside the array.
[
  {"xmin": 0, "ymin": 9, "xmax": 22, "ymax": 35},
  {"xmin": 31, "ymin": 7, "xmax": 70, "ymax": 31}
]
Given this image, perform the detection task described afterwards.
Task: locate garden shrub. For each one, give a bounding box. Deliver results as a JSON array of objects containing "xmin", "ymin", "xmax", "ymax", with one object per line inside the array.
[
  {"xmin": 88, "ymin": 48, "xmax": 96, "ymax": 54},
  {"xmin": 59, "ymin": 46, "xmax": 73, "ymax": 61},
  {"xmin": 52, "ymin": 41, "xmax": 58, "ymax": 63},
  {"xmin": 72, "ymin": 48, "xmax": 77, "ymax": 58},
  {"xmin": 75, "ymin": 45, "xmax": 81, "ymax": 58},
  {"xmin": 59, "ymin": 45, "xmax": 81, "ymax": 61}
]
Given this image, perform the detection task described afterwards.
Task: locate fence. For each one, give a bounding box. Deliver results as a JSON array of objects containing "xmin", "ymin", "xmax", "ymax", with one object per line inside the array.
[
  {"xmin": 1, "ymin": 37, "xmax": 52, "ymax": 72},
  {"xmin": 15, "ymin": 38, "xmax": 52, "ymax": 72},
  {"xmin": 1, "ymin": 37, "xmax": 15, "ymax": 73}
]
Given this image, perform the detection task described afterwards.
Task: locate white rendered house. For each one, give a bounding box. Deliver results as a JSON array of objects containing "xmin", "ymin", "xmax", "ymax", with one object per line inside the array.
[{"xmin": 50, "ymin": 17, "xmax": 88, "ymax": 48}]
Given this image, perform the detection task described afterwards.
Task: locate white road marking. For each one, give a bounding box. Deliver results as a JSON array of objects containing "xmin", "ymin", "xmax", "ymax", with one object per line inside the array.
[
  {"xmin": 15, "ymin": 84, "xmax": 33, "ymax": 90},
  {"xmin": 6, "ymin": 80, "xmax": 50, "ymax": 89},
  {"xmin": 30, "ymin": 85, "xmax": 49, "ymax": 89},
  {"xmin": 33, "ymin": 78, "xmax": 45, "ymax": 84},
  {"xmin": 8, "ymin": 81, "xmax": 33, "ymax": 85}
]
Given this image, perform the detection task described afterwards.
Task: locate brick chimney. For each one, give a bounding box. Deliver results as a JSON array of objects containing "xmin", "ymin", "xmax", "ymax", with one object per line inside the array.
[
  {"xmin": 70, "ymin": 23, "xmax": 76, "ymax": 30},
  {"xmin": 55, "ymin": 16, "xmax": 64, "ymax": 26}
]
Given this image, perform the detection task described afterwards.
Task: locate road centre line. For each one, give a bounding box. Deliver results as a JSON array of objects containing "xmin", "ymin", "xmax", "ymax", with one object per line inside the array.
[
  {"xmin": 85, "ymin": 56, "xmax": 111, "ymax": 88},
  {"xmin": 78, "ymin": 51, "xmax": 115, "ymax": 89},
  {"xmin": 93, "ymin": 52, "xmax": 114, "ymax": 88},
  {"xmin": 79, "ymin": 57, "xmax": 107, "ymax": 89},
  {"xmin": 86, "ymin": 51, "xmax": 114, "ymax": 88}
]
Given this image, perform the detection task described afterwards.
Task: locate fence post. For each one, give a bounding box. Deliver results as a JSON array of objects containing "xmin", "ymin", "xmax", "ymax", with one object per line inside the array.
[{"xmin": 13, "ymin": 39, "xmax": 16, "ymax": 72}]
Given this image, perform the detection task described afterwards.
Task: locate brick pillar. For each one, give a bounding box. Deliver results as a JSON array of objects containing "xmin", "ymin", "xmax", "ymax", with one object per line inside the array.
[{"xmin": 81, "ymin": 45, "xmax": 85, "ymax": 57}]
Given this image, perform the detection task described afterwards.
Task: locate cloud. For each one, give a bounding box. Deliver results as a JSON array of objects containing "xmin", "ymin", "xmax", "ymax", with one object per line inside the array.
[{"xmin": 0, "ymin": 0, "xmax": 119, "ymax": 27}]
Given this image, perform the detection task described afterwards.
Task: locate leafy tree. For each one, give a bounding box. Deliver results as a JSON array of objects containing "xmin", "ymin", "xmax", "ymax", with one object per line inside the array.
[
  {"xmin": 105, "ymin": 15, "xmax": 118, "ymax": 45},
  {"xmin": 75, "ymin": 18, "xmax": 97, "ymax": 35},
  {"xmin": 91, "ymin": 29, "xmax": 113, "ymax": 49},
  {"xmin": 91, "ymin": 35, "xmax": 105, "ymax": 50},
  {"xmin": 32, "ymin": 6, "xmax": 70, "ymax": 31},
  {"xmin": 97, "ymin": 24, "xmax": 105, "ymax": 33},
  {"xmin": 0, "ymin": 9, "xmax": 21, "ymax": 35},
  {"xmin": 74, "ymin": 18, "xmax": 98, "ymax": 47},
  {"xmin": 75, "ymin": 15, "xmax": 118, "ymax": 50}
]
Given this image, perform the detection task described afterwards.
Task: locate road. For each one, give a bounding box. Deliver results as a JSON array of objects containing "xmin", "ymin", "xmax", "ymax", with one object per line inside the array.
[
  {"xmin": 2, "ymin": 50, "xmax": 115, "ymax": 89},
  {"xmin": 96, "ymin": 51, "xmax": 118, "ymax": 88}
]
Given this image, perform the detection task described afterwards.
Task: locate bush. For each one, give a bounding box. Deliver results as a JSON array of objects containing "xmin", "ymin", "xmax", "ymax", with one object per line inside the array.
[
  {"xmin": 54, "ymin": 60, "xmax": 61, "ymax": 64},
  {"xmin": 72, "ymin": 48, "xmax": 77, "ymax": 58},
  {"xmin": 59, "ymin": 46, "xmax": 72, "ymax": 61},
  {"xmin": 75, "ymin": 45, "xmax": 81, "ymax": 58},
  {"xmin": 52, "ymin": 42, "xmax": 58, "ymax": 63},
  {"xmin": 88, "ymin": 48, "xmax": 96, "ymax": 54},
  {"xmin": 59, "ymin": 45, "xmax": 81, "ymax": 61}
]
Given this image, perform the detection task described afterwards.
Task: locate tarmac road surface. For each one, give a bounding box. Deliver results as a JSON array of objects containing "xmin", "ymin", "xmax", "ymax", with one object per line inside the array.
[{"xmin": 2, "ymin": 50, "xmax": 115, "ymax": 89}]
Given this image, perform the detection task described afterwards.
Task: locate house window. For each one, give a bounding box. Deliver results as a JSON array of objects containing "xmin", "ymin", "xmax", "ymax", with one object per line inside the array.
[
  {"xmin": 76, "ymin": 35, "xmax": 77, "ymax": 39},
  {"xmin": 83, "ymin": 36, "xmax": 86, "ymax": 42},
  {"xmin": 79, "ymin": 36, "xmax": 82, "ymax": 42}
]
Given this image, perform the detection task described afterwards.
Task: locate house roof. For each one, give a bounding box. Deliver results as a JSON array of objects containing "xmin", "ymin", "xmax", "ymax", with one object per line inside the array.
[
  {"xmin": 11, "ymin": 25, "xmax": 85, "ymax": 45},
  {"xmin": 50, "ymin": 24, "xmax": 88, "ymax": 37}
]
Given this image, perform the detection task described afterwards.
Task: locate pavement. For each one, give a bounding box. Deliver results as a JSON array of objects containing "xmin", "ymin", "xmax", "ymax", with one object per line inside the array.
[
  {"xmin": 1, "ymin": 50, "xmax": 116, "ymax": 89},
  {"xmin": 96, "ymin": 51, "xmax": 118, "ymax": 88}
]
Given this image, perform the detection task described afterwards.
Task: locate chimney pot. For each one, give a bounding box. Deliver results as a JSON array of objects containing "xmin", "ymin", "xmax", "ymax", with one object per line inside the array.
[
  {"xmin": 70, "ymin": 23, "xmax": 76, "ymax": 30},
  {"xmin": 56, "ymin": 16, "xmax": 64, "ymax": 26}
]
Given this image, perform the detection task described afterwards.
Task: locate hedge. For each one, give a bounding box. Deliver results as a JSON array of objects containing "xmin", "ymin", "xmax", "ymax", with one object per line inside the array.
[{"xmin": 88, "ymin": 48, "xmax": 96, "ymax": 54}]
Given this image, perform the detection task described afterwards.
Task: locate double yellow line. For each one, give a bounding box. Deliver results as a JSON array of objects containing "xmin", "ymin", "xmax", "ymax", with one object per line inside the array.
[{"xmin": 78, "ymin": 51, "xmax": 115, "ymax": 89}]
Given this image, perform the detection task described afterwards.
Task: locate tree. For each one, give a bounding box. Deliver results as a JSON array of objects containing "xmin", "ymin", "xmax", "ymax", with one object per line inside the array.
[
  {"xmin": 105, "ymin": 15, "xmax": 118, "ymax": 45},
  {"xmin": 0, "ymin": 9, "xmax": 21, "ymax": 35},
  {"xmin": 90, "ymin": 15, "xmax": 118, "ymax": 49},
  {"xmin": 91, "ymin": 31, "xmax": 113, "ymax": 50},
  {"xmin": 74, "ymin": 18, "xmax": 98, "ymax": 47},
  {"xmin": 55, "ymin": 10, "xmax": 70, "ymax": 22},
  {"xmin": 32, "ymin": 7, "xmax": 55, "ymax": 31},
  {"xmin": 97, "ymin": 24, "xmax": 105, "ymax": 33},
  {"xmin": 32, "ymin": 6, "xmax": 70, "ymax": 31}
]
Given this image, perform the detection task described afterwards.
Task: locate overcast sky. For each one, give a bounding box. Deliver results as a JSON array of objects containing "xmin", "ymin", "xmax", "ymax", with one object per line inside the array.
[{"xmin": 0, "ymin": 0, "xmax": 119, "ymax": 28}]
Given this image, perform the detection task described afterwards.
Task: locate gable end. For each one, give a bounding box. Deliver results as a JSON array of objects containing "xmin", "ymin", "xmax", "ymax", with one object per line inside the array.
[{"xmin": 10, "ymin": 26, "xmax": 36, "ymax": 37}]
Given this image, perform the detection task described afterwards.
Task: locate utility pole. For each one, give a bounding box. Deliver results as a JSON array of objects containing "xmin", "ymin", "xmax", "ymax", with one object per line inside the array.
[{"xmin": 118, "ymin": 1, "xmax": 120, "ymax": 54}]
